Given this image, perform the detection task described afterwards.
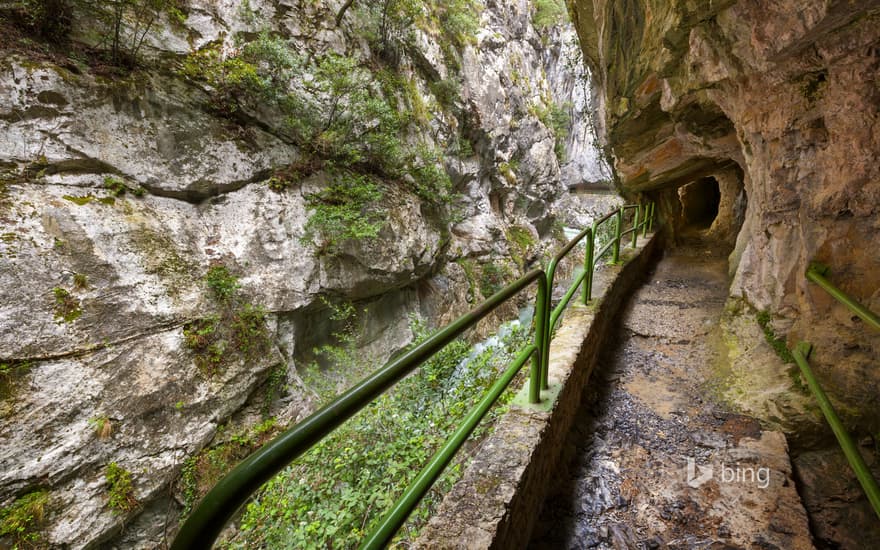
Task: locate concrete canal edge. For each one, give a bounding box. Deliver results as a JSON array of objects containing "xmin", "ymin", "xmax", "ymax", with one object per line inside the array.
[{"xmin": 416, "ymin": 232, "xmax": 663, "ymax": 548}]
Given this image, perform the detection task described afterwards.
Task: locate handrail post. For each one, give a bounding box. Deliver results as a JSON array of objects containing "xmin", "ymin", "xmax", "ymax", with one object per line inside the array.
[
  {"xmin": 631, "ymin": 205, "xmax": 640, "ymax": 248},
  {"xmin": 642, "ymin": 202, "xmax": 649, "ymax": 237},
  {"xmin": 582, "ymin": 228, "xmax": 594, "ymax": 304},
  {"xmin": 647, "ymin": 202, "xmax": 655, "ymax": 233},
  {"xmin": 531, "ymin": 275, "xmax": 548, "ymax": 400},
  {"xmin": 612, "ymin": 208, "xmax": 622, "ymax": 264},
  {"xmin": 792, "ymin": 342, "xmax": 880, "ymax": 520}
]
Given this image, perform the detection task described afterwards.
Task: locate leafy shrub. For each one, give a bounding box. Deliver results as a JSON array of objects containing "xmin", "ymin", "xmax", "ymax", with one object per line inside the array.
[
  {"xmin": 408, "ymin": 144, "xmax": 454, "ymax": 207},
  {"xmin": 105, "ymin": 463, "xmax": 136, "ymax": 512},
  {"xmin": 436, "ymin": 0, "xmax": 481, "ymax": 48},
  {"xmin": 532, "ymin": 0, "xmax": 567, "ymax": 29},
  {"xmin": 204, "ymin": 266, "xmax": 240, "ymax": 304},
  {"xmin": 0, "ymin": 490, "xmax": 49, "ymax": 547},
  {"xmin": 429, "ymin": 78, "xmax": 461, "ymax": 109},
  {"xmin": 302, "ymin": 172, "xmax": 384, "ymax": 253},
  {"xmin": 180, "ymin": 34, "xmax": 290, "ymax": 116},
  {"xmin": 227, "ymin": 318, "xmax": 530, "ymax": 548}
]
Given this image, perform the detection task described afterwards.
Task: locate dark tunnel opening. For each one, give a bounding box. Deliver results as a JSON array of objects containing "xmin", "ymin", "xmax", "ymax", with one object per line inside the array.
[{"xmin": 678, "ymin": 176, "xmax": 721, "ymax": 230}]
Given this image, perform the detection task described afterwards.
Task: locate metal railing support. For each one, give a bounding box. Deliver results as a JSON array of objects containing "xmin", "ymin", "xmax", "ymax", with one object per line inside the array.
[
  {"xmin": 791, "ymin": 342, "xmax": 880, "ymax": 520},
  {"xmin": 612, "ymin": 208, "xmax": 622, "ymax": 264},
  {"xmin": 631, "ymin": 205, "xmax": 640, "ymax": 248},
  {"xmin": 582, "ymin": 228, "xmax": 594, "ymax": 304}
]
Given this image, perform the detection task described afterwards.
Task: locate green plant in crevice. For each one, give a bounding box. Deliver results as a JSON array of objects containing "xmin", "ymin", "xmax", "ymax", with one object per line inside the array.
[
  {"xmin": 302, "ymin": 172, "xmax": 385, "ymax": 254},
  {"xmin": 103, "ymin": 176, "xmax": 127, "ymax": 197},
  {"xmin": 407, "ymin": 143, "xmax": 454, "ymax": 208},
  {"xmin": 184, "ymin": 266, "xmax": 272, "ymax": 378},
  {"xmin": 89, "ymin": 415, "xmax": 113, "ymax": 439},
  {"xmin": 0, "ymin": 360, "xmax": 32, "ymax": 401},
  {"xmin": 203, "ymin": 265, "xmax": 240, "ymax": 304},
  {"xmin": 178, "ymin": 418, "xmax": 280, "ymax": 520},
  {"xmin": 52, "ymin": 287, "xmax": 82, "ymax": 323},
  {"xmin": 506, "ymin": 225, "xmax": 536, "ymax": 270},
  {"xmin": 105, "ymin": 462, "xmax": 137, "ymax": 513},
  {"xmin": 0, "ymin": 489, "xmax": 49, "ymax": 547},
  {"xmin": 756, "ymin": 311, "xmax": 794, "ymax": 364},
  {"xmin": 531, "ymin": 0, "xmax": 567, "ymax": 29},
  {"xmin": 73, "ymin": 273, "xmax": 88, "ymax": 290}
]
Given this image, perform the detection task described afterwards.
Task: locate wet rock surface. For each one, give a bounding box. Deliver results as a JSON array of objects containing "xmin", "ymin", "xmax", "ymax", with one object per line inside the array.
[{"xmin": 529, "ymin": 240, "xmax": 812, "ymax": 549}]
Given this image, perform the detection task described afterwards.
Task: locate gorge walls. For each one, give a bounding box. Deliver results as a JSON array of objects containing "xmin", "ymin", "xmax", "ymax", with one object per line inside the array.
[{"xmin": 0, "ymin": 0, "xmax": 600, "ymax": 546}]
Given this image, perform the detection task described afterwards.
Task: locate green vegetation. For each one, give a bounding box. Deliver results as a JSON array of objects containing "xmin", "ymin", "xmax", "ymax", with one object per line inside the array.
[
  {"xmin": 184, "ymin": 266, "xmax": 271, "ymax": 377},
  {"xmin": 407, "ymin": 144, "xmax": 454, "ymax": 207},
  {"xmin": 531, "ymin": 99, "xmax": 571, "ymax": 162},
  {"xmin": 203, "ymin": 265, "xmax": 240, "ymax": 304},
  {"xmin": 480, "ymin": 262, "xmax": 514, "ymax": 299},
  {"xmin": 302, "ymin": 173, "xmax": 384, "ymax": 254},
  {"xmin": 105, "ymin": 462, "xmax": 136, "ymax": 513},
  {"xmin": 225, "ymin": 318, "xmax": 529, "ymax": 548},
  {"xmin": 10, "ymin": 1, "xmax": 188, "ymax": 65},
  {"xmin": 532, "ymin": 0, "xmax": 567, "ymax": 29},
  {"xmin": 756, "ymin": 311, "xmax": 794, "ymax": 364},
  {"xmin": 89, "ymin": 415, "xmax": 113, "ymax": 439},
  {"xmin": 181, "ymin": 33, "xmax": 457, "ymax": 250},
  {"xmin": 62, "ymin": 194, "xmax": 94, "ymax": 206},
  {"xmin": 179, "ymin": 418, "xmax": 280, "ymax": 519},
  {"xmin": 0, "ymin": 361, "xmax": 32, "ymax": 401},
  {"xmin": 0, "ymin": 490, "xmax": 49, "ymax": 548},
  {"xmin": 499, "ymin": 160, "xmax": 519, "ymax": 185},
  {"xmin": 103, "ymin": 176, "xmax": 127, "ymax": 197},
  {"xmin": 52, "ymin": 287, "xmax": 82, "ymax": 323},
  {"xmin": 73, "ymin": 273, "xmax": 88, "ymax": 290},
  {"xmin": 506, "ymin": 225, "xmax": 536, "ymax": 270}
]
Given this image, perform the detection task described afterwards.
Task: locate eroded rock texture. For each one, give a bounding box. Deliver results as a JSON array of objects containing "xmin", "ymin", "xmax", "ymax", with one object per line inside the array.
[
  {"xmin": 571, "ymin": 1, "xmax": 880, "ymax": 545},
  {"xmin": 572, "ymin": 0, "xmax": 880, "ymax": 433},
  {"xmin": 0, "ymin": 1, "xmax": 602, "ymax": 547}
]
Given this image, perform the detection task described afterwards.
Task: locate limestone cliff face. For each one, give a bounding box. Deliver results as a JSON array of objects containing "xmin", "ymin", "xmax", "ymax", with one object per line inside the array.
[
  {"xmin": 571, "ymin": 1, "xmax": 880, "ymax": 427},
  {"xmin": 0, "ymin": 1, "xmax": 597, "ymax": 547}
]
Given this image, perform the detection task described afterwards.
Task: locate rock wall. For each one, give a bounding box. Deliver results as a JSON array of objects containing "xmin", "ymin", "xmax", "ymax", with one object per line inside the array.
[
  {"xmin": 0, "ymin": 0, "xmax": 602, "ymax": 547},
  {"xmin": 570, "ymin": 0, "xmax": 880, "ymax": 429}
]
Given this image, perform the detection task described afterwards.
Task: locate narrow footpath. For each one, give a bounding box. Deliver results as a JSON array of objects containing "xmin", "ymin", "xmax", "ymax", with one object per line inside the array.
[{"xmin": 528, "ymin": 240, "xmax": 813, "ymax": 549}]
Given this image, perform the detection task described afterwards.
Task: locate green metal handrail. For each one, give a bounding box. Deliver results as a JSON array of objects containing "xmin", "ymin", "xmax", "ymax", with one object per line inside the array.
[
  {"xmin": 791, "ymin": 261, "xmax": 880, "ymax": 520},
  {"xmin": 807, "ymin": 263, "xmax": 880, "ymax": 331},
  {"xmin": 172, "ymin": 202, "xmax": 657, "ymax": 549},
  {"xmin": 171, "ymin": 269, "xmax": 549, "ymax": 549},
  {"xmin": 360, "ymin": 343, "xmax": 537, "ymax": 548},
  {"xmin": 540, "ymin": 202, "xmax": 654, "ymax": 388},
  {"xmin": 791, "ymin": 343, "xmax": 880, "ymax": 519}
]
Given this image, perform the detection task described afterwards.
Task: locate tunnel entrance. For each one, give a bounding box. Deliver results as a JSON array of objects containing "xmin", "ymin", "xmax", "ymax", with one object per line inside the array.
[{"xmin": 678, "ymin": 176, "xmax": 721, "ymax": 230}]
